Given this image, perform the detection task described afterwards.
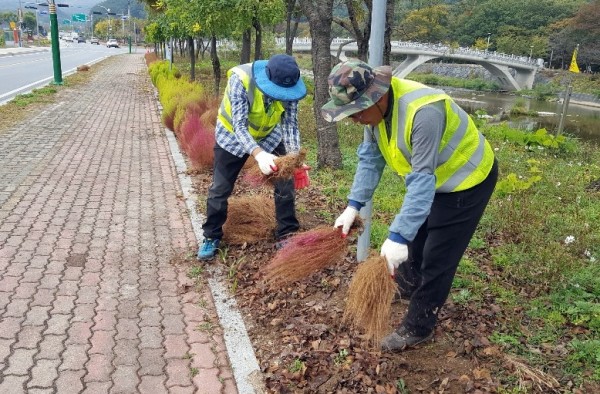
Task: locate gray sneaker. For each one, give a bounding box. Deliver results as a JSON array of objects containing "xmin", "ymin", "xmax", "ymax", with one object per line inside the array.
[{"xmin": 381, "ymin": 326, "xmax": 434, "ymax": 352}]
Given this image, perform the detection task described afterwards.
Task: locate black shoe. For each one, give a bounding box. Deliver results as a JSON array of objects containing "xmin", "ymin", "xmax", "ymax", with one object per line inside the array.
[{"xmin": 381, "ymin": 326, "xmax": 434, "ymax": 352}]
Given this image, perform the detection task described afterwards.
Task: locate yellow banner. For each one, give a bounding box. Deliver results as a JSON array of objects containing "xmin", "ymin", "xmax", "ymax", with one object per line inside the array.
[{"xmin": 569, "ymin": 45, "xmax": 580, "ymax": 73}]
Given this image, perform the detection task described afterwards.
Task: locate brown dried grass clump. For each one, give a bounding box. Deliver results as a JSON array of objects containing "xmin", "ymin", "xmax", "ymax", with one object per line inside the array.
[
  {"xmin": 343, "ymin": 255, "xmax": 398, "ymax": 346},
  {"xmin": 262, "ymin": 226, "xmax": 347, "ymax": 287},
  {"xmin": 222, "ymin": 195, "xmax": 275, "ymax": 245},
  {"xmin": 244, "ymin": 149, "xmax": 307, "ymax": 187}
]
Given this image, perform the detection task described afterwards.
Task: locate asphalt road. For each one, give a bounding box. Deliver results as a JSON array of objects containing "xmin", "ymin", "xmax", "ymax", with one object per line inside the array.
[{"xmin": 0, "ymin": 41, "xmax": 130, "ymax": 104}]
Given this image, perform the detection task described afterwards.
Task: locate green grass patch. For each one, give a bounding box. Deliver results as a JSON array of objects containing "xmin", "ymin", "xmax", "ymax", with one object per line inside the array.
[{"xmin": 408, "ymin": 72, "xmax": 501, "ymax": 91}]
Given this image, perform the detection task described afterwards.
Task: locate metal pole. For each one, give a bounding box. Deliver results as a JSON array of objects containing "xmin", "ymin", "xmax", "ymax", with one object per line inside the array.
[
  {"xmin": 48, "ymin": 1, "xmax": 62, "ymax": 84},
  {"xmin": 356, "ymin": 0, "xmax": 386, "ymax": 262},
  {"xmin": 556, "ymin": 84, "xmax": 572, "ymax": 136},
  {"xmin": 18, "ymin": 0, "xmax": 23, "ymax": 47}
]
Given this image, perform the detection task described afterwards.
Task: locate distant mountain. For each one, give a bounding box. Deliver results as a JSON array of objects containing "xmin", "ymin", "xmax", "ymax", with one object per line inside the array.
[{"xmin": 0, "ymin": 0, "xmax": 146, "ymax": 19}]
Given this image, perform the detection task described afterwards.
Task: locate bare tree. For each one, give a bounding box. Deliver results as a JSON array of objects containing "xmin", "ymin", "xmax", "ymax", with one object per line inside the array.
[
  {"xmin": 333, "ymin": 0, "xmax": 372, "ymax": 61},
  {"xmin": 298, "ymin": 0, "xmax": 342, "ymax": 169}
]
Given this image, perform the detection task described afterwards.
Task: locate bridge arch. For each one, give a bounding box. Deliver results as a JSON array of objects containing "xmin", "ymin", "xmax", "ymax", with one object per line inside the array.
[
  {"xmin": 282, "ymin": 38, "xmax": 540, "ymax": 91},
  {"xmin": 391, "ymin": 54, "xmax": 525, "ymax": 91}
]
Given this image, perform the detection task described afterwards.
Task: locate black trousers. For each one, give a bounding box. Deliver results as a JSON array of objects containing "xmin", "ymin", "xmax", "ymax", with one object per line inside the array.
[
  {"xmin": 202, "ymin": 143, "xmax": 299, "ymax": 241},
  {"xmin": 395, "ymin": 160, "xmax": 498, "ymax": 336}
]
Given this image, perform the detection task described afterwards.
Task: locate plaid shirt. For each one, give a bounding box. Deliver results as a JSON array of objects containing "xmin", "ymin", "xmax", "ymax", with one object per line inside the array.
[{"xmin": 215, "ymin": 73, "xmax": 301, "ymax": 157}]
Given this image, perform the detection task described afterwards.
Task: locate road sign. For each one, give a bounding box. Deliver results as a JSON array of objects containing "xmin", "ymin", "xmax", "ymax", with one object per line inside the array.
[
  {"xmin": 9, "ymin": 21, "xmax": 16, "ymax": 30},
  {"xmin": 72, "ymin": 13, "xmax": 86, "ymax": 22}
]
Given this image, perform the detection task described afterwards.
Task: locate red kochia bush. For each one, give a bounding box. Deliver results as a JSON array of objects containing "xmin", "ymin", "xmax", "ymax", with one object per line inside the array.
[
  {"xmin": 179, "ymin": 114, "xmax": 215, "ymax": 169},
  {"xmin": 262, "ymin": 226, "xmax": 348, "ymax": 287}
]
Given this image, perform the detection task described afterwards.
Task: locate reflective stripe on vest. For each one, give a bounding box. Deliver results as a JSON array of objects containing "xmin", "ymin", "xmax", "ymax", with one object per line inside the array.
[
  {"xmin": 217, "ymin": 64, "xmax": 284, "ymax": 139},
  {"xmin": 377, "ymin": 78, "xmax": 494, "ymax": 192}
]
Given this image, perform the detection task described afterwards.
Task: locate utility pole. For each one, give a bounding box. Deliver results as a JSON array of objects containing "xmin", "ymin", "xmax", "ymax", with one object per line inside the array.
[{"xmin": 356, "ymin": 0, "xmax": 386, "ymax": 262}]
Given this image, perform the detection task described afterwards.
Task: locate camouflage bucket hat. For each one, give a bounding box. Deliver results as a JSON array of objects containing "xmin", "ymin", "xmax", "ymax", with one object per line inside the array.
[{"xmin": 321, "ymin": 59, "xmax": 392, "ymax": 122}]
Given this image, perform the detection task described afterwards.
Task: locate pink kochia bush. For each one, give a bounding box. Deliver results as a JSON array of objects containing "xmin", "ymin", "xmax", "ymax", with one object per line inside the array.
[
  {"xmin": 179, "ymin": 111, "xmax": 215, "ymax": 169},
  {"xmin": 261, "ymin": 226, "xmax": 348, "ymax": 287}
]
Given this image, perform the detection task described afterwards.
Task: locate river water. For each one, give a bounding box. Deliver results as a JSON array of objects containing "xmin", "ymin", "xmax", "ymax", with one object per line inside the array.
[{"xmin": 444, "ymin": 89, "xmax": 600, "ymax": 144}]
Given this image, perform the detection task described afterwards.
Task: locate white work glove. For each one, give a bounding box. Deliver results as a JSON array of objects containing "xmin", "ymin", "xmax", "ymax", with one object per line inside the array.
[
  {"xmin": 254, "ymin": 151, "xmax": 278, "ymax": 176},
  {"xmin": 334, "ymin": 206, "xmax": 358, "ymax": 237},
  {"xmin": 380, "ymin": 239, "xmax": 409, "ymax": 276}
]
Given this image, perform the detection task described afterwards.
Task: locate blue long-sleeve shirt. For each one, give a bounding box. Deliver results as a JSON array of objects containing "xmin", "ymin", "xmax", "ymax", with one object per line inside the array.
[
  {"xmin": 347, "ymin": 102, "xmax": 445, "ymax": 244},
  {"xmin": 215, "ymin": 73, "xmax": 300, "ymax": 157}
]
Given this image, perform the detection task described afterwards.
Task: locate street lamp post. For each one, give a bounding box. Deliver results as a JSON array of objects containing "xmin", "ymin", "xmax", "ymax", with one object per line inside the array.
[
  {"xmin": 92, "ymin": 5, "xmax": 113, "ymax": 39},
  {"xmin": 48, "ymin": 0, "xmax": 63, "ymax": 84}
]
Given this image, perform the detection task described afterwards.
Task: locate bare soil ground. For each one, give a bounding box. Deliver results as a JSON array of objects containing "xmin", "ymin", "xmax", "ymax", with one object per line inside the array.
[
  {"xmin": 189, "ymin": 164, "xmax": 596, "ymax": 394},
  {"xmin": 190, "ymin": 167, "xmax": 503, "ymax": 394}
]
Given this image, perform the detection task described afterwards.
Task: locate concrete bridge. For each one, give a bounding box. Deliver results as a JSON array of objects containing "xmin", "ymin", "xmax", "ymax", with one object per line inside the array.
[{"xmin": 279, "ymin": 38, "xmax": 540, "ymax": 91}]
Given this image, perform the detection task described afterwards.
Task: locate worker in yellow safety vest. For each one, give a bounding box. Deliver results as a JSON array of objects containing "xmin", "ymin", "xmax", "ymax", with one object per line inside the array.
[
  {"xmin": 198, "ymin": 54, "xmax": 307, "ymax": 260},
  {"xmin": 322, "ymin": 59, "xmax": 498, "ymax": 352}
]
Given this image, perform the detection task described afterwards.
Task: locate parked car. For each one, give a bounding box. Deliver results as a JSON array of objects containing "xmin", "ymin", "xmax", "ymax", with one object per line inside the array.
[
  {"xmin": 106, "ymin": 39, "xmax": 119, "ymax": 48},
  {"xmin": 90, "ymin": 37, "xmax": 100, "ymax": 45}
]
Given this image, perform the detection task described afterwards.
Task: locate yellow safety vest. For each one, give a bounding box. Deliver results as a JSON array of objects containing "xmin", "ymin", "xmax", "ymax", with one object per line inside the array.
[
  {"xmin": 217, "ymin": 64, "xmax": 285, "ymax": 140},
  {"xmin": 377, "ymin": 78, "xmax": 494, "ymax": 192}
]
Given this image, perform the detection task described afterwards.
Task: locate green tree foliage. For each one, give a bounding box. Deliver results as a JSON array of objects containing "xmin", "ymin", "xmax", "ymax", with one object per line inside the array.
[
  {"xmin": 449, "ymin": 0, "xmax": 582, "ymax": 54},
  {"xmin": 397, "ymin": 3, "xmax": 450, "ymax": 42},
  {"xmin": 22, "ymin": 12, "xmax": 36, "ymax": 33}
]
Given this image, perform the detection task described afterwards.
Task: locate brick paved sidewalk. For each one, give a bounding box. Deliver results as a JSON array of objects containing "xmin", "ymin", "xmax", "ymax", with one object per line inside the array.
[{"xmin": 0, "ymin": 54, "xmax": 237, "ymax": 393}]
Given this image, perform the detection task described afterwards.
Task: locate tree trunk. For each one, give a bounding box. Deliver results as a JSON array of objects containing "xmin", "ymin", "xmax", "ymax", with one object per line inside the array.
[
  {"xmin": 210, "ymin": 35, "xmax": 221, "ymax": 97},
  {"xmin": 333, "ymin": 0, "xmax": 372, "ymax": 62},
  {"xmin": 253, "ymin": 18, "xmax": 262, "ymax": 60},
  {"xmin": 299, "ymin": 0, "xmax": 342, "ymax": 169},
  {"xmin": 285, "ymin": 0, "xmax": 300, "ymax": 55},
  {"xmin": 241, "ymin": 29, "xmax": 251, "ymax": 64},
  {"xmin": 188, "ymin": 36, "xmax": 195, "ymax": 81},
  {"xmin": 384, "ymin": 0, "xmax": 395, "ymax": 65}
]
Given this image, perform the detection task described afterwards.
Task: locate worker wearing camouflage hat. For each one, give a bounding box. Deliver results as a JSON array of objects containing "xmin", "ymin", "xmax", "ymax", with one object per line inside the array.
[{"xmin": 323, "ymin": 59, "xmax": 498, "ymax": 352}]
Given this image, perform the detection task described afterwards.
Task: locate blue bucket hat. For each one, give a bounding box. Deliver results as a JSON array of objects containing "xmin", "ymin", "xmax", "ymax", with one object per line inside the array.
[{"xmin": 252, "ymin": 54, "xmax": 307, "ymax": 101}]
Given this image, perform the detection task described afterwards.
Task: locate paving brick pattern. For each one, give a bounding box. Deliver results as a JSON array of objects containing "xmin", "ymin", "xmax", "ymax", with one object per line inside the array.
[{"xmin": 0, "ymin": 54, "xmax": 237, "ymax": 394}]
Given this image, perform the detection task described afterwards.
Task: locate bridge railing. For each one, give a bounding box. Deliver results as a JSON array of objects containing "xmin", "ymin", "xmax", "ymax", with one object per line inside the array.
[
  {"xmin": 390, "ymin": 41, "xmax": 536, "ymax": 66},
  {"xmin": 220, "ymin": 37, "xmax": 538, "ymax": 67}
]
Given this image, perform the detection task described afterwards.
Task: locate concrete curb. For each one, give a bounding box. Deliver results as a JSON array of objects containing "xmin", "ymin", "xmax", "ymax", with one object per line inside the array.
[{"xmin": 158, "ymin": 98, "xmax": 265, "ymax": 394}]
